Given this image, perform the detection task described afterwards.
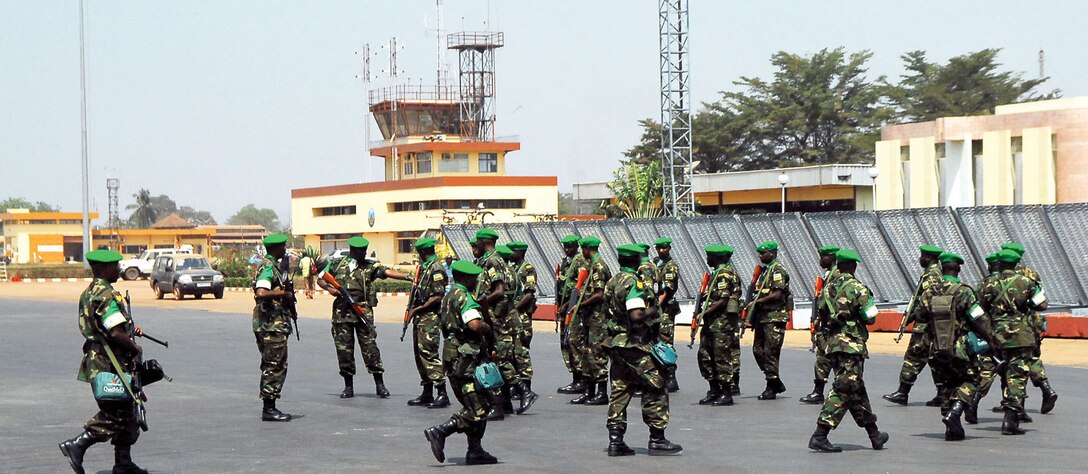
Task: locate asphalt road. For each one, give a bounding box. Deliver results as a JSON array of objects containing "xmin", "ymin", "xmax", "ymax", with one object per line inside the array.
[{"xmin": 3, "ymin": 298, "xmax": 1086, "ymax": 473}]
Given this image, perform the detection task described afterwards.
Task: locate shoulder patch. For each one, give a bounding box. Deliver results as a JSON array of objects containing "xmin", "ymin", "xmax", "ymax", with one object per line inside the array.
[
  {"xmin": 773, "ymin": 273, "xmax": 783, "ymax": 281},
  {"xmin": 433, "ymin": 273, "xmax": 444, "ymax": 281}
]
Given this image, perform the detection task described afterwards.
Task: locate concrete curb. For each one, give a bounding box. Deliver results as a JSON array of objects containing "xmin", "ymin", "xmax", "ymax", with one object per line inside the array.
[{"xmin": 223, "ymin": 287, "xmax": 410, "ymax": 297}]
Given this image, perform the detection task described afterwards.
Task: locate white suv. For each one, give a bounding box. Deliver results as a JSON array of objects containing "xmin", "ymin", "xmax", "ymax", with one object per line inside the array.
[{"xmin": 120, "ymin": 245, "xmax": 194, "ymax": 280}]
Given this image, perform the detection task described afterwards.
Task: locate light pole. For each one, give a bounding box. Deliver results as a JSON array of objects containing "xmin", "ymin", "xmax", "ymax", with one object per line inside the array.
[
  {"xmin": 778, "ymin": 172, "xmax": 790, "ymax": 213},
  {"xmin": 868, "ymin": 166, "xmax": 880, "ymax": 210}
]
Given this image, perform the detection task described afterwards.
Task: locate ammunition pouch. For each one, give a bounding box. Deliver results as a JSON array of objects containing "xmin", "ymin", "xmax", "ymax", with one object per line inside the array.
[
  {"xmin": 930, "ymin": 293, "xmax": 956, "ymax": 357},
  {"xmin": 725, "ymin": 298, "xmax": 741, "ymax": 315}
]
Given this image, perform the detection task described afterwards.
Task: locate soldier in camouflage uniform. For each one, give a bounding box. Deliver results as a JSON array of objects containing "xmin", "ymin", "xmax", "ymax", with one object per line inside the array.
[
  {"xmin": 250, "ymin": 233, "xmax": 296, "ymax": 421},
  {"xmin": 883, "ymin": 245, "xmax": 945, "ymax": 406},
  {"xmin": 317, "ymin": 236, "xmax": 411, "ymax": 399},
  {"xmin": 1001, "ymin": 242, "xmax": 1058, "ymax": 414},
  {"xmin": 654, "ymin": 237, "xmax": 682, "ymax": 393},
  {"xmin": 604, "ymin": 244, "xmax": 682, "ymax": 457},
  {"xmin": 406, "ymin": 237, "xmax": 451, "ymax": 409},
  {"xmin": 966, "ymin": 252, "xmax": 1001, "ymax": 424},
  {"xmin": 556, "ymin": 234, "xmax": 586, "ymax": 394},
  {"xmin": 694, "ymin": 245, "xmax": 742, "ymax": 407},
  {"xmin": 569, "ymin": 236, "xmax": 613, "ymax": 406},
  {"xmin": 977, "ymin": 249, "xmax": 1048, "ymax": 435},
  {"xmin": 800, "ymin": 245, "xmax": 840, "ymax": 405},
  {"xmin": 424, "ymin": 260, "xmax": 499, "ymax": 465},
  {"xmin": 508, "ymin": 241, "xmax": 537, "ymax": 391},
  {"xmin": 808, "ymin": 249, "xmax": 889, "ymax": 453},
  {"xmin": 748, "ymin": 240, "xmax": 792, "ymax": 400},
  {"xmin": 59, "ymin": 250, "xmax": 150, "ymax": 474}
]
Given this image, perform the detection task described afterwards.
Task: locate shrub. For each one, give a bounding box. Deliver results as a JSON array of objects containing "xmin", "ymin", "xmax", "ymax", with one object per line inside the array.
[
  {"xmin": 8, "ymin": 264, "xmax": 91, "ymax": 279},
  {"xmin": 225, "ymin": 277, "xmax": 254, "ymax": 288}
]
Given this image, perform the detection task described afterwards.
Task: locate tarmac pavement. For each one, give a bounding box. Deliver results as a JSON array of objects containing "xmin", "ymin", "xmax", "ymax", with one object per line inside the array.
[{"xmin": 2, "ymin": 297, "xmax": 1087, "ymax": 473}]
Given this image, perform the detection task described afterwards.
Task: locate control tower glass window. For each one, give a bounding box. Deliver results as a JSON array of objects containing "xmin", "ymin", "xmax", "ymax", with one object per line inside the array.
[
  {"xmin": 439, "ymin": 153, "xmax": 469, "ymax": 172},
  {"xmin": 417, "ymin": 152, "xmax": 432, "ymax": 174},
  {"xmin": 479, "ymin": 153, "xmax": 498, "ymax": 173}
]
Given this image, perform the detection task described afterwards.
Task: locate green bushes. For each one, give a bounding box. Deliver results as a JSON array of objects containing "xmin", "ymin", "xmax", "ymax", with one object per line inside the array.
[
  {"xmin": 225, "ymin": 277, "xmax": 254, "ymax": 288},
  {"xmin": 6, "ymin": 264, "xmax": 91, "ymax": 279}
]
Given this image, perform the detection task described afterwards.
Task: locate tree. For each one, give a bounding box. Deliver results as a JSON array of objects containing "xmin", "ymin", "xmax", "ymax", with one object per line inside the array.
[
  {"xmin": 126, "ymin": 189, "xmax": 158, "ymax": 228},
  {"xmin": 888, "ymin": 49, "xmax": 1061, "ymax": 123},
  {"xmin": 227, "ymin": 204, "xmax": 281, "ymax": 231},
  {"xmin": 0, "ymin": 197, "xmax": 59, "ymax": 212},
  {"xmin": 150, "ymin": 194, "xmax": 177, "ymax": 217},
  {"xmin": 178, "ymin": 206, "xmax": 217, "ymax": 226},
  {"xmin": 606, "ymin": 159, "xmax": 663, "ymax": 219}
]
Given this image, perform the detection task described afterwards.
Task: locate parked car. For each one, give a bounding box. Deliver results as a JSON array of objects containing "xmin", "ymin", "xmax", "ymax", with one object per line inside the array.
[
  {"xmin": 120, "ymin": 245, "xmax": 193, "ymax": 280},
  {"xmin": 150, "ymin": 254, "xmax": 225, "ymax": 300}
]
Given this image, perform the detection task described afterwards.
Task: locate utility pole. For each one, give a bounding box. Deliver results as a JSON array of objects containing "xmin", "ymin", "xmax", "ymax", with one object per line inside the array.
[{"xmin": 79, "ymin": 0, "xmax": 92, "ymax": 264}]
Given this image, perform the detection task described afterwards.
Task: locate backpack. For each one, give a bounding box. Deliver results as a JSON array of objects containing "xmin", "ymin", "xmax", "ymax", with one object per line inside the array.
[{"xmin": 928, "ymin": 282, "xmax": 961, "ymax": 358}]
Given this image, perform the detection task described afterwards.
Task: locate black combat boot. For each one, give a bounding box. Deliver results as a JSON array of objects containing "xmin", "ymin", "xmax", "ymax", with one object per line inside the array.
[
  {"xmin": 111, "ymin": 444, "xmax": 148, "ymax": 474},
  {"xmin": 607, "ymin": 428, "xmax": 635, "ymax": 456},
  {"xmin": 807, "ymin": 422, "xmax": 841, "ymax": 453},
  {"xmin": 1018, "ymin": 406, "xmax": 1033, "ymax": 423},
  {"xmin": 964, "ymin": 392, "xmax": 982, "ymax": 424},
  {"xmin": 1001, "ymin": 408, "xmax": 1025, "ymax": 435},
  {"xmin": 559, "ymin": 374, "xmax": 588, "ymax": 394},
  {"xmin": 374, "ymin": 373, "xmax": 390, "ymax": 398},
  {"xmin": 59, "ymin": 430, "xmax": 101, "ymax": 474},
  {"xmin": 666, "ymin": 367, "xmax": 680, "ymax": 393},
  {"xmin": 942, "ymin": 400, "xmax": 968, "ymax": 441},
  {"xmin": 407, "ymin": 382, "xmax": 434, "ymax": 406},
  {"xmin": 710, "ymin": 390, "xmax": 734, "ymax": 406},
  {"xmin": 428, "ymin": 383, "xmax": 451, "ymax": 409},
  {"xmin": 570, "ymin": 381, "xmax": 594, "ymax": 405},
  {"xmin": 340, "ymin": 375, "xmax": 354, "ymax": 399},
  {"xmin": 757, "ymin": 379, "xmax": 777, "ymax": 400},
  {"xmin": 647, "ymin": 427, "xmax": 682, "ymax": 455},
  {"xmin": 465, "ymin": 431, "xmax": 498, "ymax": 465},
  {"xmin": 262, "ymin": 399, "xmax": 291, "ymax": 422},
  {"xmin": 585, "ymin": 381, "xmax": 609, "ymax": 406},
  {"xmin": 424, "ymin": 418, "xmax": 459, "ymax": 463},
  {"xmin": 486, "ymin": 404, "xmax": 505, "ymax": 421},
  {"xmin": 882, "ymin": 382, "xmax": 911, "ymax": 405},
  {"xmin": 924, "ymin": 389, "xmax": 945, "ymax": 407},
  {"xmin": 799, "ymin": 380, "xmax": 825, "ymax": 405},
  {"xmin": 864, "ymin": 423, "xmax": 889, "ymax": 449},
  {"xmin": 500, "ymin": 386, "xmax": 515, "ymax": 415},
  {"xmin": 516, "ymin": 381, "xmax": 539, "ymax": 415},
  {"xmin": 698, "ymin": 381, "xmax": 720, "ymax": 405},
  {"xmin": 1039, "ymin": 379, "xmax": 1058, "ymax": 414},
  {"xmin": 730, "ymin": 373, "xmax": 740, "ymax": 396}
]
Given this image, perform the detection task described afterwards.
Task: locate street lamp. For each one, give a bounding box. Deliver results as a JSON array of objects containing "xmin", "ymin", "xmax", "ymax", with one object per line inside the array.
[
  {"xmin": 778, "ymin": 172, "xmax": 790, "ymax": 213},
  {"xmin": 867, "ymin": 166, "xmax": 880, "ymax": 210}
]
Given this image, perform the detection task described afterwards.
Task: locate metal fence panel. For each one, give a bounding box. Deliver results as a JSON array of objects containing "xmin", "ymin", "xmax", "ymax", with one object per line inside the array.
[
  {"xmin": 572, "ymin": 221, "xmax": 617, "ymax": 273},
  {"xmin": 804, "ymin": 213, "xmax": 880, "ymax": 301},
  {"xmin": 502, "ymin": 223, "xmax": 557, "ymax": 298},
  {"xmin": 912, "ymin": 208, "xmax": 984, "ymax": 285},
  {"xmin": 838, "ymin": 211, "xmax": 913, "ymax": 302},
  {"xmin": 1044, "ymin": 203, "xmax": 1088, "ymax": 300},
  {"xmin": 440, "ymin": 225, "xmax": 473, "ymax": 260},
  {"xmin": 679, "ymin": 216, "xmax": 723, "ymax": 299},
  {"xmin": 650, "ymin": 218, "xmax": 700, "ymax": 300},
  {"xmin": 709, "ymin": 215, "xmax": 759, "ymax": 288},
  {"xmin": 739, "ymin": 214, "xmax": 814, "ymax": 301},
  {"xmin": 770, "ymin": 213, "xmax": 823, "ymax": 302}
]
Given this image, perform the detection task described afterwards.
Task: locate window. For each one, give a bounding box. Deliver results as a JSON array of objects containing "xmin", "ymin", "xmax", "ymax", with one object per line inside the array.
[
  {"xmin": 438, "ymin": 153, "xmax": 469, "ymax": 172},
  {"xmin": 404, "ymin": 160, "xmax": 414, "ymax": 175},
  {"xmin": 314, "ymin": 205, "xmax": 357, "ymax": 217},
  {"xmin": 396, "ymin": 231, "xmax": 419, "ymax": 254},
  {"xmin": 479, "ymin": 153, "xmax": 498, "ymax": 172},
  {"xmin": 389, "ymin": 199, "xmax": 525, "ymax": 212},
  {"xmin": 416, "ymin": 152, "xmax": 432, "ymax": 174}
]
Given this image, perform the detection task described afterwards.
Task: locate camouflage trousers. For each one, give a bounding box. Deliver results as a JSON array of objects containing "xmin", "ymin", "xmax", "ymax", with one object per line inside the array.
[
  {"xmin": 586, "ymin": 310, "xmax": 610, "ymax": 382},
  {"xmin": 495, "ymin": 333, "xmax": 528, "ymax": 384},
  {"xmin": 567, "ymin": 309, "xmax": 589, "ymax": 379},
  {"xmin": 607, "ymin": 347, "xmax": 669, "ymax": 432},
  {"xmin": 412, "ymin": 312, "xmax": 444, "ymax": 385},
  {"xmin": 729, "ymin": 320, "xmax": 742, "ymax": 385},
  {"xmin": 449, "ymin": 375, "xmax": 490, "ymax": 436},
  {"xmin": 659, "ymin": 311, "xmax": 677, "ymax": 345},
  {"xmin": 898, "ymin": 329, "xmax": 939, "ymax": 389},
  {"xmin": 1029, "ymin": 342, "xmax": 1048, "ymax": 384},
  {"xmin": 997, "ymin": 347, "xmax": 1034, "ymax": 412},
  {"xmin": 559, "ymin": 317, "xmax": 575, "ymax": 374},
  {"xmin": 976, "ymin": 354, "xmax": 1000, "ymax": 398},
  {"xmin": 813, "ymin": 331, "xmax": 832, "ymax": 384},
  {"xmin": 332, "ymin": 320, "xmax": 383, "ymax": 377},
  {"xmin": 697, "ymin": 317, "xmax": 737, "ymax": 384},
  {"xmin": 255, "ymin": 331, "xmax": 289, "ymax": 400},
  {"xmin": 930, "ymin": 356, "xmax": 980, "ymax": 410},
  {"xmin": 819, "ymin": 352, "xmax": 877, "ymax": 429},
  {"xmin": 84, "ymin": 388, "xmax": 140, "ymax": 445},
  {"xmin": 515, "ymin": 310, "xmax": 534, "ymax": 382},
  {"xmin": 752, "ymin": 321, "xmax": 786, "ymax": 380}
]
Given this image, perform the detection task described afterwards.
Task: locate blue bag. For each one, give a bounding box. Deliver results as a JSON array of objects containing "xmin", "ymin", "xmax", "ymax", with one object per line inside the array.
[
  {"xmin": 966, "ymin": 331, "xmax": 990, "ymax": 356},
  {"xmin": 92, "ymin": 371, "xmax": 133, "ymax": 401},
  {"xmin": 650, "ymin": 341, "xmax": 678, "ymax": 366},
  {"xmin": 474, "ymin": 362, "xmax": 504, "ymax": 389}
]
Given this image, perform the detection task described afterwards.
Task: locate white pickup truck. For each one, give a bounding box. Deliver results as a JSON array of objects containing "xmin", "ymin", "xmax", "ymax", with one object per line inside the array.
[{"xmin": 119, "ymin": 245, "xmax": 194, "ymax": 280}]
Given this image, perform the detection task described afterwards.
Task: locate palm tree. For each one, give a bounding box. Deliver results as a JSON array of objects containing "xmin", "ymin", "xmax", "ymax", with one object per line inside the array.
[
  {"xmin": 126, "ymin": 188, "xmax": 158, "ymax": 228},
  {"xmin": 606, "ymin": 160, "xmax": 663, "ymax": 218}
]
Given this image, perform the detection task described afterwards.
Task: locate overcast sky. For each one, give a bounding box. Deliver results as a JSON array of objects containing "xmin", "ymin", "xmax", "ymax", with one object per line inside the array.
[{"xmin": 2, "ymin": 0, "xmax": 1085, "ymax": 225}]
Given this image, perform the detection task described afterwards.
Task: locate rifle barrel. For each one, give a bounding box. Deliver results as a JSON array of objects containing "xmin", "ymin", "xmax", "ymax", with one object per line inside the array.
[{"xmin": 139, "ymin": 333, "xmax": 169, "ymax": 348}]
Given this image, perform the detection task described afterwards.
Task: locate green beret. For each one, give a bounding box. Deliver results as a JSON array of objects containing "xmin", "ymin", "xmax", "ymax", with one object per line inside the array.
[
  {"xmin": 835, "ymin": 248, "xmax": 862, "ymax": 263},
  {"xmin": 985, "ymin": 252, "xmax": 1000, "ymax": 264},
  {"xmin": 705, "ymin": 244, "xmax": 733, "ymax": 257},
  {"xmin": 996, "ymin": 249, "xmax": 1021, "ymax": 263},
  {"xmin": 413, "ymin": 237, "xmax": 436, "ymax": 250},
  {"xmin": 86, "ymin": 249, "xmax": 123, "ymax": 264},
  {"xmin": 507, "ymin": 241, "xmax": 529, "ymax": 251},
  {"xmin": 654, "ymin": 237, "xmax": 673, "ymax": 247},
  {"xmin": 938, "ymin": 252, "xmax": 964, "ymax": 264},
  {"xmin": 451, "ymin": 260, "xmax": 483, "ymax": 275},
  {"xmin": 579, "ymin": 236, "xmax": 601, "ymax": 247},
  {"xmin": 757, "ymin": 241, "xmax": 778, "ymax": 253},
  {"xmin": 635, "ymin": 243, "xmax": 651, "ymax": 253},
  {"xmin": 263, "ymin": 233, "xmax": 289, "ymax": 246},
  {"xmin": 560, "ymin": 234, "xmax": 580, "ymax": 245},
  {"xmin": 348, "ymin": 236, "xmax": 369, "ymax": 249},
  {"xmin": 1001, "ymin": 242, "xmax": 1026, "ymax": 256},
  {"xmin": 475, "ymin": 228, "xmax": 500, "ymax": 240},
  {"xmin": 469, "ymin": 236, "xmax": 477, "ymax": 245},
  {"xmin": 919, "ymin": 244, "xmax": 943, "ymax": 256},
  {"xmin": 616, "ymin": 244, "xmax": 643, "ymax": 258},
  {"xmin": 495, "ymin": 245, "xmax": 514, "ymax": 258},
  {"xmin": 817, "ymin": 245, "xmax": 840, "ymax": 256}
]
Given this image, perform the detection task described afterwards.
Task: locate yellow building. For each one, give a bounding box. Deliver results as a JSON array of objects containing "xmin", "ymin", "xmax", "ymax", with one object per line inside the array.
[
  {"xmin": 0, "ymin": 209, "xmax": 99, "ymax": 263},
  {"xmin": 93, "ymin": 213, "xmax": 217, "ymax": 257},
  {"xmin": 874, "ymin": 97, "xmax": 1088, "ymax": 210}
]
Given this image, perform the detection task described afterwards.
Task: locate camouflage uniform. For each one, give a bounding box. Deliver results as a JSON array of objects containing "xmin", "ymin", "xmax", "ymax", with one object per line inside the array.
[
  {"xmin": 566, "ymin": 254, "xmax": 593, "ymax": 381},
  {"xmin": 728, "ymin": 263, "xmax": 749, "ymax": 388},
  {"xmin": 811, "ymin": 268, "xmax": 840, "ymax": 385},
  {"xmin": 513, "ymin": 260, "xmax": 537, "ymax": 383},
  {"xmin": 324, "ymin": 256, "xmax": 386, "ymax": 377},
  {"xmin": 751, "ymin": 259, "xmax": 791, "ymax": 382},
  {"xmin": 896, "ymin": 263, "xmax": 944, "ymax": 388},
  {"xmin": 697, "ymin": 262, "xmax": 742, "ymax": 385},
  {"xmin": 604, "ymin": 267, "xmax": 668, "ymax": 432},
  {"xmin": 476, "ymin": 250, "xmax": 520, "ymax": 384},
  {"xmin": 978, "ymin": 269, "xmax": 1040, "ymax": 412},
  {"xmin": 583, "ymin": 254, "xmax": 613, "ymax": 383},
  {"xmin": 557, "ymin": 253, "xmax": 585, "ymax": 374},
  {"xmin": 1016, "ymin": 264, "xmax": 1049, "ymax": 386},
  {"xmin": 77, "ymin": 278, "xmax": 141, "ymax": 445},
  {"xmin": 923, "ymin": 275, "xmax": 988, "ymax": 410},
  {"xmin": 655, "ymin": 256, "xmax": 681, "ymax": 344},
  {"xmin": 440, "ymin": 283, "xmax": 491, "ymax": 435},
  {"xmin": 413, "ymin": 255, "xmax": 449, "ymax": 386},
  {"xmin": 974, "ymin": 272, "xmax": 1001, "ymax": 399},
  {"xmin": 818, "ymin": 271, "xmax": 880, "ymax": 429},
  {"xmin": 253, "ymin": 255, "xmax": 294, "ymax": 400}
]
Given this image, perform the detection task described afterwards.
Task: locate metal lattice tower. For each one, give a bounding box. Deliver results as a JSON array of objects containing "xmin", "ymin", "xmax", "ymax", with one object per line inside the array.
[
  {"xmin": 658, "ymin": 0, "xmax": 694, "ymax": 216},
  {"xmin": 106, "ymin": 177, "xmax": 120, "ymax": 247},
  {"xmin": 448, "ymin": 31, "xmax": 504, "ymax": 141}
]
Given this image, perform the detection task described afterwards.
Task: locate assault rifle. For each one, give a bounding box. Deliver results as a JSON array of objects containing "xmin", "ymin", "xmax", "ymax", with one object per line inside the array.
[
  {"xmin": 124, "ymin": 291, "xmax": 169, "ymax": 348},
  {"xmin": 687, "ymin": 272, "xmax": 711, "ymax": 349},
  {"xmin": 123, "ymin": 291, "xmax": 172, "ymax": 432},
  {"xmin": 279, "ymin": 257, "xmax": 300, "ymax": 340},
  {"xmin": 894, "ymin": 296, "xmax": 916, "ymax": 343},
  {"xmin": 740, "ymin": 265, "xmax": 764, "ymax": 338},
  {"xmin": 554, "ymin": 263, "xmax": 564, "ymax": 333},
  {"xmin": 401, "ymin": 265, "xmax": 423, "ymax": 341},
  {"xmin": 809, "ymin": 275, "xmax": 825, "ymax": 353},
  {"xmin": 320, "ymin": 271, "xmax": 374, "ymax": 331},
  {"xmin": 560, "ymin": 268, "xmax": 590, "ymax": 346}
]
